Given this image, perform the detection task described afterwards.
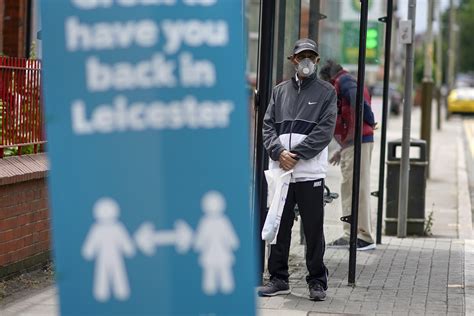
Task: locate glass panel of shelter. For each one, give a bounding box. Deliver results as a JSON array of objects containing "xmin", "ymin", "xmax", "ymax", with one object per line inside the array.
[{"xmin": 245, "ymin": 0, "xmax": 389, "ymax": 240}]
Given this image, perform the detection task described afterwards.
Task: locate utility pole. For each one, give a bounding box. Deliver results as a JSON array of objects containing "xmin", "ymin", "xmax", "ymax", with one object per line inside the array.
[
  {"xmin": 397, "ymin": 0, "xmax": 416, "ymax": 238},
  {"xmin": 275, "ymin": 0, "xmax": 301, "ymax": 83},
  {"xmin": 420, "ymin": 0, "xmax": 434, "ymax": 177},
  {"xmin": 435, "ymin": 0, "xmax": 443, "ymax": 130},
  {"xmin": 275, "ymin": 0, "xmax": 287, "ymax": 83},
  {"xmin": 308, "ymin": 0, "xmax": 321, "ymax": 42},
  {"xmin": 447, "ymin": 0, "xmax": 456, "ymax": 93},
  {"xmin": 285, "ymin": 0, "xmax": 301, "ymax": 78}
]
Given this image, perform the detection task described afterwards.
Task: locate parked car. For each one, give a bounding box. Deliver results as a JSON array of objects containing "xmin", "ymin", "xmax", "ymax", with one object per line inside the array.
[
  {"xmin": 447, "ymin": 87, "xmax": 474, "ymax": 114},
  {"xmin": 370, "ymin": 83, "xmax": 402, "ymax": 115}
]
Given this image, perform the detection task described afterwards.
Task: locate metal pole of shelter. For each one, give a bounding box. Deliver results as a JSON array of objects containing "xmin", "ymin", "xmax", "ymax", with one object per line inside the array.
[
  {"xmin": 254, "ymin": 0, "xmax": 276, "ymax": 280},
  {"xmin": 375, "ymin": 0, "xmax": 394, "ymax": 245},
  {"xmin": 398, "ymin": 0, "xmax": 417, "ymax": 238},
  {"xmin": 348, "ymin": 0, "xmax": 369, "ymax": 286}
]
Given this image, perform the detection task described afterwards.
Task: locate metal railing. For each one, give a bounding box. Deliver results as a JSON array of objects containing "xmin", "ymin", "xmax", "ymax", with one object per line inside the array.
[{"xmin": 0, "ymin": 56, "xmax": 45, "ymax": 158}]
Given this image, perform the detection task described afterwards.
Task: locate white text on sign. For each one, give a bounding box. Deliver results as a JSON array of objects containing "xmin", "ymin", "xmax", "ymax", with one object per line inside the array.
[
  {"xmin": 66, "ymin": 17, "xmax": 228, "ymax": 53},
  {"xmin": 71, "ymin": 0, "xmax": 217, "ymax": 10},
  {"xmin": 71, "ymin": 96, "xmax": 234, "ymax": 134},
  {"xmin": 65, "ymin": 0, "xmax": 236, "ymax": 136}
]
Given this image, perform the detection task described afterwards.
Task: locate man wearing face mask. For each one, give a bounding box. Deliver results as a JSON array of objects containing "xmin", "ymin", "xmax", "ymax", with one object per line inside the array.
[{"xmin": 258, "ymin": 38, "xmax": 337, "ymax": 301}]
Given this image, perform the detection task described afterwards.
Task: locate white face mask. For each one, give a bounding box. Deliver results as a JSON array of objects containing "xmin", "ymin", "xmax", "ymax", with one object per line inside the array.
[{"xmin": 296, "ymin": 58, "xmax": 316, "ymax": 77}]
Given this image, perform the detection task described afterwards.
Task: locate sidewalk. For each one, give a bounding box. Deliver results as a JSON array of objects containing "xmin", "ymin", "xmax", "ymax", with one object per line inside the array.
[
  {"xmin": 0, "ymin": 287, "xmax": 58, "ymax": 316},
  {"xmin": 1, "ymin": 108, "xmax": 472, "ymax": 315},
  {"xmin": 258, "ymin": 107, "xmax": 474, "ymax": 315}
]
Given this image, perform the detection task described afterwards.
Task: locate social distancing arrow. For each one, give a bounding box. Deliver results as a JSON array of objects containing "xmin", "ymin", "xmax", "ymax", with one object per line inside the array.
[{"xmin": 134, "ymin": 220, "xmax": 194, "ymax": 256}]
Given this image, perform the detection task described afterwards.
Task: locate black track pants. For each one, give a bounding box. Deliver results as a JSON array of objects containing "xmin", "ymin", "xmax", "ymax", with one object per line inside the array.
[{"xmin": 267, "ymin": 179, "xmax": 328, "ymax": 289}]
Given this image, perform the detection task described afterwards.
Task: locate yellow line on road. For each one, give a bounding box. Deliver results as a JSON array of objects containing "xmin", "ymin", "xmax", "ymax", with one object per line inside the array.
[{"xmin": 464, "ymin": 119, "xmax": 474, "ymax": 158}]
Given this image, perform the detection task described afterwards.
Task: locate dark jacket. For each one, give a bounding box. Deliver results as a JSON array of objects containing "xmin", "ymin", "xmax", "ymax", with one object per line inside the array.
[
  {"xmin": 331, "ymin": 70, "xmax": 375, "ymax": 146},
  {"xmin": 263, "ymin": 72, "xmax": 337, "ymax": 179}
]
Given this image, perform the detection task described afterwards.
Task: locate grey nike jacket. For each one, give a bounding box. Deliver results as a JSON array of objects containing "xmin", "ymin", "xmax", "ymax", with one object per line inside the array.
[{"xmin": 263, "ymin": 72, "xmax": 337, "ymax": 180}]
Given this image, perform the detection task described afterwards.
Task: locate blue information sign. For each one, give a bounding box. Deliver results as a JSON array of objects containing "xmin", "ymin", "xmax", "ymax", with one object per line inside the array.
[{"xmin": 40, "ymin": 1, "xmax": 255, "ymax": 315}]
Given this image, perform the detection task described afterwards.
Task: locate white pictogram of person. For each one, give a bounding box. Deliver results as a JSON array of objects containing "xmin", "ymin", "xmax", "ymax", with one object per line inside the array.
[
  {"xmin": 82, "ymin": 197, "xmax": 135, "ymax": 302},
  {"xmin": 194, "ymin": 191, "xmax": 240, "ymax": 295}
]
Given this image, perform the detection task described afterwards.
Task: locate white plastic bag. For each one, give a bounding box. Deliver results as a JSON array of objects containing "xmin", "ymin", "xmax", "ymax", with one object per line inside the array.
[{"xmin": 261, "ymin": 169, "xmax": 293, "ymax": 244}]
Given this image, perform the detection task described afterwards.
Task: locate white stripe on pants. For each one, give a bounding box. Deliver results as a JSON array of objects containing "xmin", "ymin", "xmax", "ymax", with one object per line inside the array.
[{"xmin": 340, "ymin": 142, "xmax": 374, "ymax": 244}]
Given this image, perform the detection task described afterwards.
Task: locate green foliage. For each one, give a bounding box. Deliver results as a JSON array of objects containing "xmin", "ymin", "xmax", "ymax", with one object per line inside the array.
[
  {"xmin": 424, "ymin": 208, "xmax": 435, "ymax": 237},
  {"xmin": 3, "ymin": 145, "xmax": 36, "ymax": 157},
  {"xmin": 414, "ymin": 47, "xmax": 424, "ymax": 87},
  {"xmin": 413, "ymin": 45, "xmax": 438, "ymax": 88},
  {"xmin": 29, "ymin": 41, "xmax": 37, "ymax": 60},
  {"xmin": 0, "ymin": 281, "xmax": 5, "ymax": 300},
  {"xmin": 440, "ymin": 0, "xmax": 474, "ymax": 77},
  {"xmin": 458, "ymin": 0, "xmax": 474, "ymax": 71}
]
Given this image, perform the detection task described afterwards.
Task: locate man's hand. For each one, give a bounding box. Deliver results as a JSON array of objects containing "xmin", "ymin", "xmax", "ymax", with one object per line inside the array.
[
  {"xmin": 329, "ymin": 150, "xmax": 341, "ymax": 166},
  {"xmin": 279, "ymin": 150, "xmax": 298, "ymax": 171}
]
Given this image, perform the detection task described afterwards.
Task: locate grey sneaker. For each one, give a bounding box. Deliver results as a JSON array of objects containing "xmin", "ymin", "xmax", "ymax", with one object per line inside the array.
[
  {"xmin": 327, "ymin": 237, "xmax": 350, "ymax": 248},
  {"xmin": 356, "ymin": 238, "xmax": 376, "ymax": 251},
  {"xmin": 257, "ymin": 278, "xmax": 290, "ymax": 297},
  {"xmin": 309, "ymin": 282, "xmax": 326, "ymax": 301}
]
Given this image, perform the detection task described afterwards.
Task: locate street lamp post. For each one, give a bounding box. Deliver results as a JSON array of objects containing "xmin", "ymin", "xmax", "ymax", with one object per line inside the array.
[
  {"xmin": 435, "ymin": 0, "xmax": 443, "ymax": 131},
  {"xmin": 398, "ymin": 0, "xmax": 417, "ymax": 238}
]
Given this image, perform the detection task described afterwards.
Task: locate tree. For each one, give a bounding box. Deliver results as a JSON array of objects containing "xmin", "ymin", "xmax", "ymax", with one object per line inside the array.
[{"xmin": 457, "ymin": 0, "xmax": 474, "ymax": 72}]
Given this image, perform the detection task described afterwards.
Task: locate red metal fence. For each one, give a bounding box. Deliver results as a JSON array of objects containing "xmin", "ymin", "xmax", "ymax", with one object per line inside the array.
[{"xmin": 0, "ymin": 56, "xmax": 45, "ymax": 158}]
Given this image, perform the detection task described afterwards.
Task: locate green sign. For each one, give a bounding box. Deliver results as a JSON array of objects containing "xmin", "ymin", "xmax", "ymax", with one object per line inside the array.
[{"xmin": 341, "ymin": 21, "xmax": 382, "ymax": 65}]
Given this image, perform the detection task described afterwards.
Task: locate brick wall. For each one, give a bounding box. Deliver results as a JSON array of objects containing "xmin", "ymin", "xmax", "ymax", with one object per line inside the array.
[{"xmin": 0, "ymin": 154, "xmax": 50, "ymax": 278}]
